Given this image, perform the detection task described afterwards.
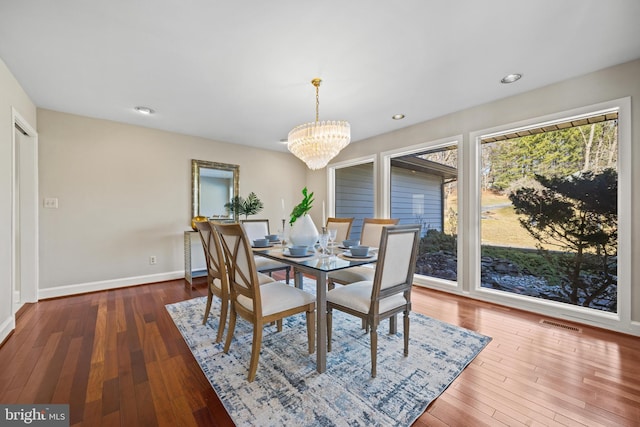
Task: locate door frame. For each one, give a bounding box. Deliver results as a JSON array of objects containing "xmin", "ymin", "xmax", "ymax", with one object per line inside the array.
[{"xmin": 12, "ymin": 107, "xmax": 38, "ymax": 312}]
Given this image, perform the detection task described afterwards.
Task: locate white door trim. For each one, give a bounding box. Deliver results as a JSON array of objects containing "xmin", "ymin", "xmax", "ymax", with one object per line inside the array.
[{"xmin": 11, "ymin": 107, "xmax": 38, "ymax": 310}]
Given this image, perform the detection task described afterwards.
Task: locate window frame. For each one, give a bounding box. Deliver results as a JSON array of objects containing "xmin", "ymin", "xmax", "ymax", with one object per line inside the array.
[
  {"xmin": 381, "ymin": 136, "xmax": 463, "ymax": 292},
  {"xmin": 327, "ymin": 154, "xmax": 378, "ymax": 228},
  {"xmin": 467, "ymin": 97, "xmax": 631, "ymax": 331}
]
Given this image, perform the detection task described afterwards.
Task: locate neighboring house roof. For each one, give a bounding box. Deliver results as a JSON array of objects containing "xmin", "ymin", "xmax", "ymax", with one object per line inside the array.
[{"xmin": 391, "ymin": 157, "xmax": 458, "ymax": 181}]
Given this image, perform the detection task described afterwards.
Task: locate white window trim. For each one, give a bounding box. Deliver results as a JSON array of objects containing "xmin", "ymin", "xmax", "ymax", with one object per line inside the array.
[
  {"xmin": 327, "ymin": 154, "xmax": 377, "ymax": 219},
  {"xmin": 381, "ymin": 135, "xmax": 463, "ymax": 293},
  {"xmin": 467, "ymin": 97, "xmax": 632, "ymax": 335}
]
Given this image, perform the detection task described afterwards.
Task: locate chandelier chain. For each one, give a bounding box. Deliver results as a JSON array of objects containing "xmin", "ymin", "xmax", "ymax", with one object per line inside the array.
[
  {"xmin": 316, "ymin": 84, "xmax": 320, "ymax": 122},
  {"xmin": 312, "ymin": 78, "xmax": 321, "ymax": 123}
]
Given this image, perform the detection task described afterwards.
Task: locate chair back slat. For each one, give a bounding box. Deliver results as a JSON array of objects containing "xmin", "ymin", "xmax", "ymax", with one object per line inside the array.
[
  {"xmin": 195, "ymin": 221, "xmax": 224, "ymax": 281},
  {"xmin": 241, "ymin": 219, "xmax": 270, "ymax": 242},
  {"xmin": 214, "ymin": 223, "xmax": 262, "ymax": 314},
  {"xmin": 360, "ymin": 218, "xmax": 399, "ymax": 247}
]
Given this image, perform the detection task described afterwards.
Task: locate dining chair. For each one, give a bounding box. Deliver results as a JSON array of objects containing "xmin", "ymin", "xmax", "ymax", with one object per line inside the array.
[
  {"xmin": 214, "ymin": 222, "xmax": 316, "ymax": 382},
  {"xmin": 241, "ymin": 219, "xmax": 291, "ymax": 283},
  {"xmin": 328, "ymin": 218, "xmax": 400, "ymax": 287},
  {"xmin": 327, "ymin": 224, "xmax": 421, "ymax": 377},
  {"xmin": 194, "ymin": 220, "xmax": 230, "ymax": 342},
  {"xmin": 325, "ymin": 217, "xmax": 354, "ymax": 243}
]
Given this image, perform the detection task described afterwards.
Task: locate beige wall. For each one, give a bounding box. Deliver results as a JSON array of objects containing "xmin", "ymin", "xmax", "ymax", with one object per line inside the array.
[
  {"xmin": 37, "ymin": 109, "xmax": 308, "ymax": 296},
  {"xmin": 328, "ymin": 58, "xmax": 640, "ymax": 329},
  {"xmin": 0, "ymin": 58, "xmax": 37, "ymax": 341}
]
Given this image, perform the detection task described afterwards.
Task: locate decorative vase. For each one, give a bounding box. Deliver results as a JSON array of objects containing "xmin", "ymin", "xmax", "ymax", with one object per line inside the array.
[
  {"xmin": 191, "ymin": 216, "xmax": 208, "ymax": 231},
  {"xmin": 289, "ymin": 214, "xmax": 319, "ymax": 247}
]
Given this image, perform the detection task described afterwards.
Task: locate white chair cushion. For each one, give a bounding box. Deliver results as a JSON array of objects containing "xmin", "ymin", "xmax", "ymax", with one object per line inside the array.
[
  {"xmin": 257, "ymin": 272, "xmax": 275, "ymax": 285},
  {"xmin": 212, "ymin": 277, "xmax": 222, "ymax": 291},
  {"xmin": 327, "ymin": 281, "xmax": 407, "ymax": 314},
  {"xmin": 237, "ymin": 282, "xmax": 315, "ymax": 316},
  {"xmin": 328, "ymin": 265, "xmax": 374, "ymax": 284}
]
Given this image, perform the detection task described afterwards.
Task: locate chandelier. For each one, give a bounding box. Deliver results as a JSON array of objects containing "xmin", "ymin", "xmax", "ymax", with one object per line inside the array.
[{"xmin": 287, "ymin": 78, "xmax": 351, "ymax": 170}]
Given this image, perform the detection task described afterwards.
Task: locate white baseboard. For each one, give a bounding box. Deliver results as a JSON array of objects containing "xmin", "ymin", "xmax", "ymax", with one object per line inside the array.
[
  {"xmin": 0, "ymin": 315, "xmax": 16, "ymax": 345},
  {"xmin": 37, "ymin": 271, "xmax": 185, "ymax": 300}
]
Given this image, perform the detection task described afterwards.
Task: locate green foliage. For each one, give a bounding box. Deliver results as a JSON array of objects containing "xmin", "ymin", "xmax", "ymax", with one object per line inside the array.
[
  {"xmin": 289, "ymin": 187, "xmax": 314, "ymax": 225},
  {"xmin": 487, "ymin": 130, "xmax": 583, "ymax": 191},
  {"xmin": 508, "ymin": 169, "xmax": 618, "ymax": 306},
  {"xmin": 224, "ymin": 192, "xmax": 264, "ymax": 219},
  {"xmin": 419, "ymin": 229, "xmax": 457, "ymax": 253},
  {"xmin": 481, "ymin": 246, "xmax": 563, "ymax": 284}
]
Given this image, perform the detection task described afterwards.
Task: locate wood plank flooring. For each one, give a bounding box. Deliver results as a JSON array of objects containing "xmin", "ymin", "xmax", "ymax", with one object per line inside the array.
[{"xmin": 1, "ymin": 276, "xmax": 639, "ymax": 426}]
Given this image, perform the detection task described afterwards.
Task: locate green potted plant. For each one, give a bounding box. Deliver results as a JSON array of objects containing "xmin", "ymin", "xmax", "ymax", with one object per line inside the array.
[
  {"xmin": 289, "ymin": 187, "xmax": 314, "ymax": 225},
  {"xmin": 288, "ymin": 187, "xmax": 319, "ymax": 246},
  {"xmin": 225, "ymin": 192, "xmax": 264, "ymax": 219}
]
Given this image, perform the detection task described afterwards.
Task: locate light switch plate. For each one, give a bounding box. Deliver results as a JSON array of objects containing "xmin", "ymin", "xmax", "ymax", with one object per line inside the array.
[{"xmin": 44, "ymin": 197, "xmax": 58, "ymax": 208}]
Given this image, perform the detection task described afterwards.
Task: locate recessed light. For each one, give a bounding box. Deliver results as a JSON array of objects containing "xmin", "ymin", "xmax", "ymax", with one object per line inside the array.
[
  {"xmin": 392, "ymin": 114, "xmax": 405, "ymax": 120},
  {"xmin": 134, "ymin": 106, "xmax": 155, "ymax": 115},
  {"xmin": 500, "ymin": 73, "xmax": 522, "ymax": 84},
  {"xmin": 280, "ymin": 138, "xmax": 288, "ymax": 144}
]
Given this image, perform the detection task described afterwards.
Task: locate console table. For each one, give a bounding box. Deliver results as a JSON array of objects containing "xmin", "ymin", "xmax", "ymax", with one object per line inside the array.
[{"xmin": 184, "ymin": 231, "xmax": 207, "ymax": 285}]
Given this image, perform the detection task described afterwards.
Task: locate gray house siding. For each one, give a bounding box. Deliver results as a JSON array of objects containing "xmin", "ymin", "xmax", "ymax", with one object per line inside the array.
[
  {"xmin": 335, "ymin": 163, "xmax": 374, "ymax": 241},
  {"xmin": 391, "ymin": 166, "xmax": 443, "ymax": 233}
]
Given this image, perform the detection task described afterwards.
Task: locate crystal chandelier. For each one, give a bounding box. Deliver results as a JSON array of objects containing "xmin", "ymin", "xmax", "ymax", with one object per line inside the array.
[{"xmin": 287, "ymin": 78, "xmax": 351, "ymax": 170}]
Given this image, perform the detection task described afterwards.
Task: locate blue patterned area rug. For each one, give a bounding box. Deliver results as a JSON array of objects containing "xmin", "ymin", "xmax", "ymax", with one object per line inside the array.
[{"xmin": 166, "ymin": 279, "xmax": 491, "ymax": 427}]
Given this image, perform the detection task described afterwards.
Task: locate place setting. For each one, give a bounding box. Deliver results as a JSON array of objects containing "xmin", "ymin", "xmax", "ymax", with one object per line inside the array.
[
  {"xmin": 282, "ymin": 245, "xmax": 315, "ymax": 258},
  {"xmin": 339, "ymin": 245, "xmax": 377, "ymax": 260},
  {"xmin": 251, "ymin": 234, "xmax": 280, "ymax": 249}
]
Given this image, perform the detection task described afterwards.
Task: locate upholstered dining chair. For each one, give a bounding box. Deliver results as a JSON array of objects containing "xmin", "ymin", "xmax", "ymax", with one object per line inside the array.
[
  {"xmin": 241, "ymin": 219, "xmax": 291, "ymax": 283},
  {"xmin": 214, "ymin": 222, "xmax": 316, "ymax": 382},
  {"xmin": 194, "ymin": 220, "xmax": 230, "ymax": 342},
  {"xmin": 325, "ymin": 217, "xmax": 354, "ymax": 243},
  {"xmin": 327, "ymin": 218, "xmax": 400, "ymax": 287},
  {"xmin": 326, "ymin": 224, "xmax": 421, "ymax": 377}
]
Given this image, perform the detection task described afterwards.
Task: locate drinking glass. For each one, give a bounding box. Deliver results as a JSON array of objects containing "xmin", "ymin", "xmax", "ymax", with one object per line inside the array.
[
  {"xmin": 328, "ymin": 228, "xmax": 337, "ymax": 256},
  {"xmin": 318, "ymin": 230, "xmax": 330, "ymax": 257}
]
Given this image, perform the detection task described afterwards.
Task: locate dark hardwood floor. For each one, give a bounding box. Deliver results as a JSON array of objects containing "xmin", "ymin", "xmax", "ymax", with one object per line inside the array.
[{"xmin": 1, "ymin": 276, "xmax": 639, "ymax": 426}]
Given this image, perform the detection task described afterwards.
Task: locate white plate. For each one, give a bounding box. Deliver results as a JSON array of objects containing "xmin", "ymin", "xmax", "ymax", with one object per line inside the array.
[{"xmin": 283, "ymin": 250, "xmax": 314, "ymax": 258}]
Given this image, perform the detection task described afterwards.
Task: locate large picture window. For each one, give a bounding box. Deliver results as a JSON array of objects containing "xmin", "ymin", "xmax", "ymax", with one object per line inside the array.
[{"xmin": 479, "ymin": 112, "xmax": 619, "ymax": 313}]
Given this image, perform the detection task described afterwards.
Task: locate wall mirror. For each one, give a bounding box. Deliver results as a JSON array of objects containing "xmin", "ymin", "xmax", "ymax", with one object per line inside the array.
[{"xmin": 191, "ymin": 159, "xmax": 239, "ymax": 220}]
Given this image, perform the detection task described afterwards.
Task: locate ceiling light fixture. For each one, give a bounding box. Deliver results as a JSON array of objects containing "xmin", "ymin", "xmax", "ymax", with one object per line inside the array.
[
  {"xmin": 134, "ymin": 106, "xmax": 155, "ymax": 115},
  {"xmin": 500, "ymin": 73, "xmax": 522, "ymax": 84},
  {"xmin": 287, "ymin": 78, "xmax": 350, "ymax": 170},
  {"xmin": 392, "ymin": 114, "xmax": 405, "ymax": 120}
]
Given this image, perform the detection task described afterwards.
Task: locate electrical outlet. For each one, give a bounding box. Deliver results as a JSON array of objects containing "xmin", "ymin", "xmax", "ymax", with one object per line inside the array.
[
  {"xmin": 44, "ymin": 197, "xmax": 59, "ymax": 208},
  {"xmin": 149, "ymin": 256, "xmax": 157, "ymax": 265}
]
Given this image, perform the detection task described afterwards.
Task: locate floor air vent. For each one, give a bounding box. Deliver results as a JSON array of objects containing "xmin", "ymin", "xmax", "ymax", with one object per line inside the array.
[{"xmin": 539, "ymin": 319, "xmax": 582, "ymax": 333}]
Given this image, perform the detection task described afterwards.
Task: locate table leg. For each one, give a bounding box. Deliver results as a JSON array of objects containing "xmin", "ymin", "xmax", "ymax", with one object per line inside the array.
[
  {"xmin": 294, "ymin": 269, "xmax": 304, "ymax": 289},
  {"xmin": 316, "ymin": 271, "xmax": 327, "ymax": 373}
]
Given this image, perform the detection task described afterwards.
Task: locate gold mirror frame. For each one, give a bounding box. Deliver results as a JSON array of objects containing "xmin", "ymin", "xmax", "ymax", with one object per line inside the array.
[{"xmin": 191, "ymin": 159, "xmax": 239, "ymax": 220}]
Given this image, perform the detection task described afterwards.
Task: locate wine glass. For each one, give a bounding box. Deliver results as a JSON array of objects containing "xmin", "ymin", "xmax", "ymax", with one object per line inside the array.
[
  {"xmin": 327, "ymin": 228, "xmax": 338, "ymax": 256},
  {"xmin": 318, "ymin": 230, "xmax": 330, "ymax": 257}
]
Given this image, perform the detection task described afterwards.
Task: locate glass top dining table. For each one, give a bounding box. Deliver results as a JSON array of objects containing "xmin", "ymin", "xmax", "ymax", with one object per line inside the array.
[{"xmin": 252, "ymin": 245, "xmax": 377, "ymax": 373}]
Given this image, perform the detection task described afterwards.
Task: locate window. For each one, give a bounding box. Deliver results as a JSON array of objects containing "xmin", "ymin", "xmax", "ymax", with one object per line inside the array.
[
  {"xmin": 333, "ymin": 161, "xmax": 374, "ymax": 241},
  {"xmin": 383, "ymin": 139, "xmax": 460, "ymax": 286},
  {"xmin": 478, "ymin": 109, "xmax": 623, "ymax": 314}
]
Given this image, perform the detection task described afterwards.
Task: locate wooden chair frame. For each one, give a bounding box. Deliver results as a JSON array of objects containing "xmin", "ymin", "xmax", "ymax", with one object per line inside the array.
[
  {"xmin": 214, "ymin": 222, "xmax": 316, "ymax": 382},
  {"xmin": 327, "ymin": 224, "xmax": 421, "ymax": 377},
  {"xmin": 194, "ymin": 220, "xmax": 229, "ymax": 343}
]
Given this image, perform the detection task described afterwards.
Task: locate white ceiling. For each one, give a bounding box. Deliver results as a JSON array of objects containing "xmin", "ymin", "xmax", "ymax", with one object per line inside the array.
[{"xmin": 1, "ymin": 1, "xmax": 639, "ymax": 153}]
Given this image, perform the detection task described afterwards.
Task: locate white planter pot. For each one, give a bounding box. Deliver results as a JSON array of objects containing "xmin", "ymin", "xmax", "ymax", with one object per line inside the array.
[{"xmin": 289, "ymin": 214, "xmax": 319, "ymax": 247}]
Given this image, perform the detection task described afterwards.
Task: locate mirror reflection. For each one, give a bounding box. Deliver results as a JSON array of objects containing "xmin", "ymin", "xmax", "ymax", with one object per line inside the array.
[{"xmin": 191, "ymin": 159, "xmax": 239, "ymax": 220}]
